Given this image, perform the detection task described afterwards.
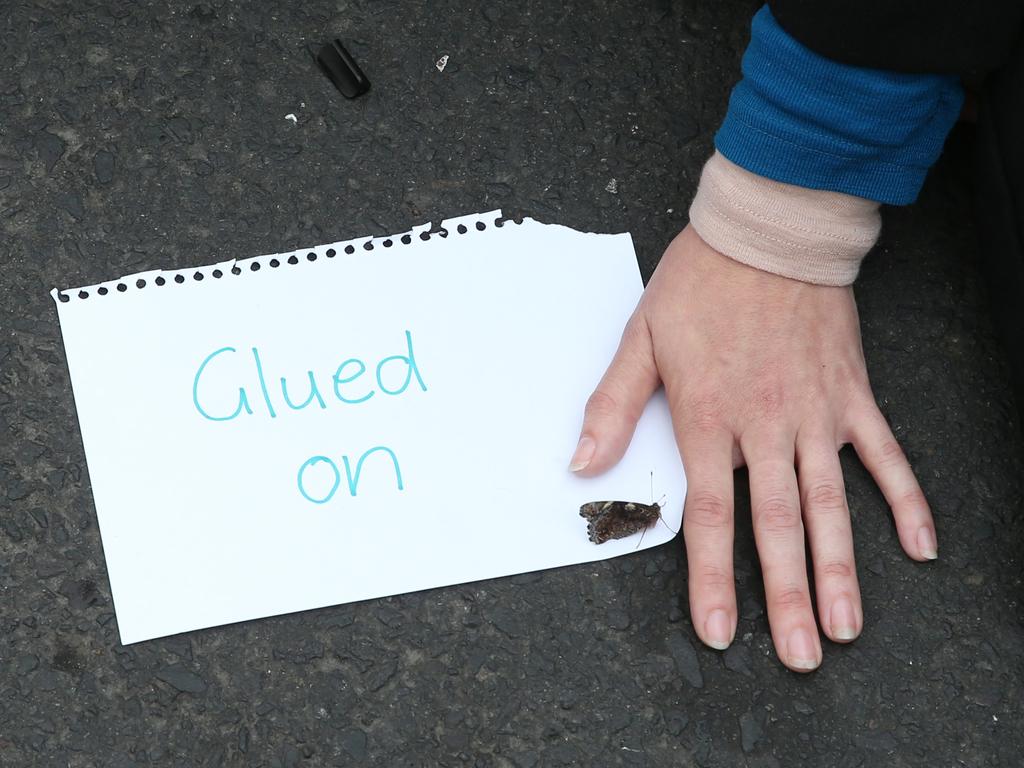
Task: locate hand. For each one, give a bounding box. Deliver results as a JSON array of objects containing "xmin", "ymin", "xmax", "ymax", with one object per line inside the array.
[{"xmin": 570, "ymin": 225, "xmax": 937, "ymax": 672}]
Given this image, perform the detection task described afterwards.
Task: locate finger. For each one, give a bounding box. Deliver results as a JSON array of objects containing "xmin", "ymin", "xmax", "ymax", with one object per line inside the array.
[
  {"xmin": 797, "ymin": 428, "xmax": 862, "ymax": 644},
  {"xmin": 570, "ymin": 313, "xmax": 660, "ymax": 476},
  {"xmin": 847, "ymin": 403, "xmax": 937, "ymax": 561},
  {"xmin": 743, "ymin": 429, "xmax": 822, "ymax": 672},
  {"xmin": 678, "ymin": 423, "xmax": 737, "ymax": 651}
]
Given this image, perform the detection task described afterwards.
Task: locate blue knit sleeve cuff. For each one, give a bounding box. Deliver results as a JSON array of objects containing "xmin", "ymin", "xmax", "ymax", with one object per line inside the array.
[{"xmin": 715, "ymin": 6, "xmax": 964, "ymax": 205}]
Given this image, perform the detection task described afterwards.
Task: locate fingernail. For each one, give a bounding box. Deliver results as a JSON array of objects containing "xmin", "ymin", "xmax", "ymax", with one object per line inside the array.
[
  {"xmin": 830, "ymin": 597, "xmax": 858, "ymax": 641},
  {"xmin": 568, "ymin": 436, "xmax": 596, "ymax": 472},
  {"xmin": 704, "ymin": 609, "xmax": 733, "ymax": 650},
  {"xmin": 786, "ymin": 628, "xmax": 820, "ymax": 671},
  {"xmin": 917, "ymin": 526, "xmax": 938, "ymax": 560}
]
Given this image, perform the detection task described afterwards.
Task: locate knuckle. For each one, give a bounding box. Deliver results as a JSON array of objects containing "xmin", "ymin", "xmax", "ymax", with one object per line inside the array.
[
  {"xmin": 833, "ymin": 360, "xmax": 869, "ymax": 391},
  {"xmin": 804, "ymin": 480, "xmax": 847, "ymax": 514},
  {"xmin": 876, "ymin": 439, "xmax": 907, "ymax": 468},
  {"xmin": 851, "ymin": 387, "xmax": 879, "ymax": 409},
  {"xmin": 622, "ymin": 313, "xmax": 650, "ymax": 347},
  {"xmin": 682, "ymin": 392, "xmax": 725, "ymax": 435},
  {"xmin": 755, "ymin": 496, "xmax": 801, "ymax": 536},
  {"xmin": 820, "ymin": 560, "xmax": 854, "ymax": 581},
  {"xmin": 896, "ymin": 487, "xmax": 928, "ymax": 513},
  {"xmin": 584, "ymin": 389, "xmax": 619, "ymax": 421},
  {"xmin": 842, "ymin": 393, "xmax": 879, "ymax": 433},
  {"xmin": 772, "ymin": 586, "xmax": 811, "ymax": 611},
  {"xmin": 847, "ymin": 370, "xmax": 872, "ymax": 395},
  {"xmin": 696, "ymin": 564, "xmax": 733, "ymax": 591},
  {"xmin": 684, "ymin": 491, "xmax": 731, "ymax": 530},
  {"xmin": 751, "ymin": 380, "xmax": 786, "ymax": 423}
]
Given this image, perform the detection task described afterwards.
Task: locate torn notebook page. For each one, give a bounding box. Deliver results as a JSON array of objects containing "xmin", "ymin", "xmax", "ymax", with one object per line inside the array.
[{"xmin": 51, "ymin": 210, "xmax": 686, "ymax": 644}]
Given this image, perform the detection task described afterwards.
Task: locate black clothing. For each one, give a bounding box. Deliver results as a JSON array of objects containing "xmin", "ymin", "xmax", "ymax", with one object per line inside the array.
[{"xmin": 770, "ymin": 0, "xmax": 1024, "ymax": 417}]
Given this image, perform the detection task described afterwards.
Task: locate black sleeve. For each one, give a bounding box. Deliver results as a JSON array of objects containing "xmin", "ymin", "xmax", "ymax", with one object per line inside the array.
[{"xmin": 767, "ymin": 0, "xmax": 1024, "ymax": 80}]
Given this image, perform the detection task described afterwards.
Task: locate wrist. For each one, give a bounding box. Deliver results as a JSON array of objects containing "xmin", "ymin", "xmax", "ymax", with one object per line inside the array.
[{"xmin": 688, "ymin": 151, "xmax": 881, "ymax": 287}]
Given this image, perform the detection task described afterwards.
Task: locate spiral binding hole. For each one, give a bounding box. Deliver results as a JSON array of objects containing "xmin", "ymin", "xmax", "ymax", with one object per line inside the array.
[
  {"xmin": 475, "ymin": 221, "xmax": 486, "ymax": 231},
  {"xmin": 457, "ymin": 224, "xmax": 467, "ymax": 234},
  {"xmin": 344, "ymin": 245, "xmax": 355, "ymax": 255},
  {"xmin": 212, "ymin": 269, "xmax": 223, "ymax": 278},
  {"xmin": 231, "ymin": 266, "xmax": 242, "ymax": 275},
  {"xmin": 174, "ymin": 275, "xmax": 185, "ymax": 284},
  {"xmin": 193, "ymin": 271, "xmax": 204, "ymax": 281},
  {"xmin": 78, "ymin": 290, "xmax": 89, "ymax": 299},
  {"xmin": 98, "ymin": 286, "xmax": 109, "ymax": 295},
  {"xmin": 307, "ymin": 252, "xmax": 317, "ymax": 261},
  {"xmin": 400, "ymin": 234, "xmax": 412, "ymax": 245},
  {"xmin": 58, "ymin": 292, "xmax": 69, "ymax": 303},
  {"xmin": 118, "ymin": 283, "xmax": 128, "ymax": 291},
  {"xmin": 383, "ymin": 239, "xmax": 393, "ymax": 248},
  {"xmin": 250, "ymin": 262, "xmax": 261, "ymax": 272},
  {"xmin": 155, "ymin": 276, "xmax": 166, "ymax": 286},
  {"xmin": 326, "ymin": 248, "xmax": 336, "ymax": 258},
  {"xmin": 287, "ymin": 255, "xmax": 298, "ymax": 265},
  {"xmin": 136, "ymin": 279, "xmax": 146, "ymax": 288},
  {"xmin": 363, "ymin": 241, "xmax": 374, "ymax": 251}
]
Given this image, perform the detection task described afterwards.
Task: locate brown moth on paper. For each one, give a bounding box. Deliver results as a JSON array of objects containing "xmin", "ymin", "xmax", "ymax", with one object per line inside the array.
[{"xmin": 579, "ymin": 500, "xmax": 664, "ymax": 544}]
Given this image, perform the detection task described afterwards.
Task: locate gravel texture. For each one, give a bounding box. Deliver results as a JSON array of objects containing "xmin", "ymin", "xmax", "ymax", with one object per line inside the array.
[{"xmin": 2, "ymin": 1, "xmax": 1023, "ymax": 766}]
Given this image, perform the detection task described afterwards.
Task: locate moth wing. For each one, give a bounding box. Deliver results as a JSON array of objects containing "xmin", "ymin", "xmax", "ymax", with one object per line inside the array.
[
  {"xmin": 579, "ymin": 501, "xmax": 617, "ymax": 520},
  {"xmin": 587, "ymin": 512, "xmax": 619, "ymax": 544},
  {"xmin": 621, "ymin": 502, "xmax": 661, "ymax": 525}
]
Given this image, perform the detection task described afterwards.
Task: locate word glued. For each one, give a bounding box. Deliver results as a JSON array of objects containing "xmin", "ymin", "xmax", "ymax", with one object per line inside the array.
[{"xmin": 192, "ymin": 330, "xmax": 426, "ymax": 422}]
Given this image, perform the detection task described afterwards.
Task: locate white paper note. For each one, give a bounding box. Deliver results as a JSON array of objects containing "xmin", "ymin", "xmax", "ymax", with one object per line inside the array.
[{"xmin": 52, "ymin": 210, "xmax": 686, "ymax": 644}]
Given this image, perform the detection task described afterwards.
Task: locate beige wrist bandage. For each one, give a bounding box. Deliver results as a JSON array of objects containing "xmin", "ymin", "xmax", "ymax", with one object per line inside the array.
[{"xmin": 688, "ymin": 151, "xmax": 882, "ymax": 286}]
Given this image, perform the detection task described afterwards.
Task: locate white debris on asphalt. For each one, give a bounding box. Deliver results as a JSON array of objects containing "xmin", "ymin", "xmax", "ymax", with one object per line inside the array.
[
  {"xmin": 435, "ymin": 55, "xmax": 449, "ymax": 72},
  {"xmin": 285, "ymin": 113, "xmax": 298, "ymax": 124},
  {"xmin": 605, "ymin": 178, "xmax": 618, "ymax": 194}
]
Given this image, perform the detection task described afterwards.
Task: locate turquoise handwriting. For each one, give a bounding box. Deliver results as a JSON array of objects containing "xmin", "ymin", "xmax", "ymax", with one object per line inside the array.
[
  {"xmin": 192, "ymin": 330, "xmax": 426, "ymax": 421},
  {"xmin": 192, "ymin": 332, "xmax": 422, "ymax": 502},
  {"xmin": 297, "ymin": 447, "xmax": 404, "ymax": 503}
]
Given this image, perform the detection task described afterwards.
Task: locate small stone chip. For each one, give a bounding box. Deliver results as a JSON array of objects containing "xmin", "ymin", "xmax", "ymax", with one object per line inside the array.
[
  {"xmin": 739, "ymin": 711, "xmax": 765, "ymax": 753},
  {"xmin": 94, "ymin": 150, "xmax": 115, "ymax": 184},
  {"xmin": 156, "ymin": 663, "xmax": 207, "ymax": 694},
  {"xmin": 665, "ymin": 633, "xmax": 704, "ymax": 689}
]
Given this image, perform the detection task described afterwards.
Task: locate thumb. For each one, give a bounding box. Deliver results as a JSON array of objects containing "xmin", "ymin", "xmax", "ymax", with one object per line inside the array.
[{"xmin": 570, "ymin": 313, "xmax": 660, "ymax": 477}]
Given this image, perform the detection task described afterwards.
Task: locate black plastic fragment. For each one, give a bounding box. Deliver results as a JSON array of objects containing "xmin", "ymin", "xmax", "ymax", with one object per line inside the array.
[{"xmin": 315, "ymin": 39, "xmax": 370, "ymax": 98}]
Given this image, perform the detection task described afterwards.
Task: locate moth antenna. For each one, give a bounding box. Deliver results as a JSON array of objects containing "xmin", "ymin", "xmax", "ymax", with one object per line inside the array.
[
  {"xmin": 635, "ymin": 523, "xmax": 649, "ymax": 551},
  {"xmin": 650, "ymin": 471, "xmax": 654, "ymax": 504},
  {"xmin": 657, "ymin": 508, "xmax": 679, "ymax": 537}
]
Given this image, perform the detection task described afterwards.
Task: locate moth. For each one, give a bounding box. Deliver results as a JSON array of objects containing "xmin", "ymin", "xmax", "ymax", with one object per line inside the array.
[{"xmin": 580, "ymin": 500, "xmax": 664, "ymax": 544}]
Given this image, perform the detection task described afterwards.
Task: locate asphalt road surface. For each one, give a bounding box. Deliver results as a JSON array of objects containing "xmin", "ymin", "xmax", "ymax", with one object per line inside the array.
[{"xmin": 2, "ymin": 1, "xmax": 1022, "ymax": 766}]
